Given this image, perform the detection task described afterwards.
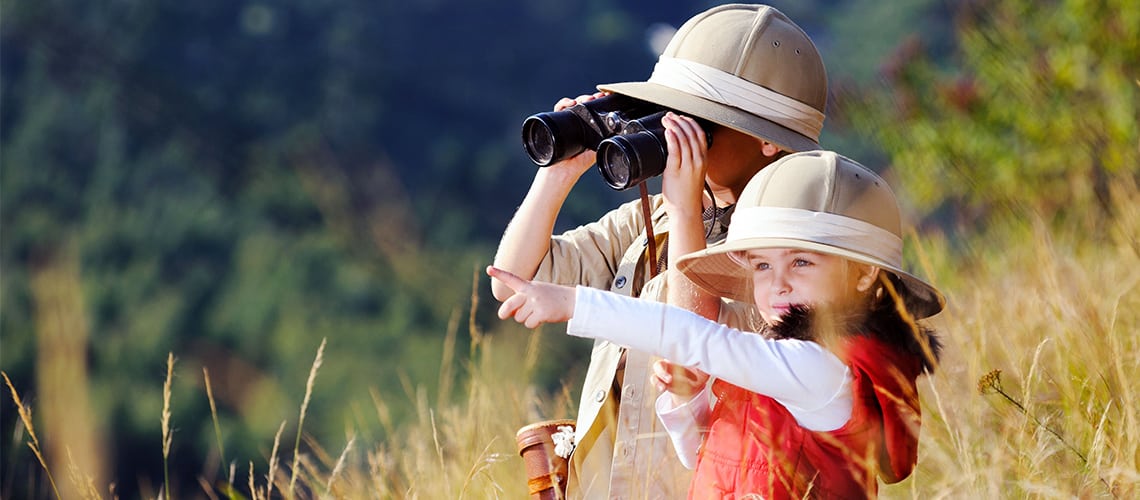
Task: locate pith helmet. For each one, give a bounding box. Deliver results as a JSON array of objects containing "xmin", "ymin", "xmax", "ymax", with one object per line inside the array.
[
  {"xmin": 676, "ymin": 151, "xmax": 945, "ymax": 318},
  {"xmin": 599, "ymin": 4, "xmax": 828, "ymax": 152}
]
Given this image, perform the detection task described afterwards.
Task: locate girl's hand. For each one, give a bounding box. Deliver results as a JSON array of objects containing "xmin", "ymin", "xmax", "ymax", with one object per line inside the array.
[
  {"xmin": 486, "ymin": 266, "xmax": 577, "ymax": 328},
  {"xmin": 652, "ymin": 359, "xmax": 710, "ymax": 405},
  {"xmin": 660, "ymin": 112, "xmax": 709, "ymax": 219}
]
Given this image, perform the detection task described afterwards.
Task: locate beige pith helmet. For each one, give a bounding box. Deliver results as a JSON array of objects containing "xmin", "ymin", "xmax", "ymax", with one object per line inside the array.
[
  {"xmin": 598, "ymin": 4, "xmax": 828, "ymax": 152},
  {"xmin": 675, "ymin": 151, "xmax": 946, "ymax": 319}
]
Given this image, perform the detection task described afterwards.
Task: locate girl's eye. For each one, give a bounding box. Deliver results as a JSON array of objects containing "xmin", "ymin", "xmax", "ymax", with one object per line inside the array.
[
  {"xmin": 792, "ymin": 258, "xmax": 812, "ymax": 267},
  {"xmin": 751, "ymin": 261, "xmax": 770, "ymax": 271}
]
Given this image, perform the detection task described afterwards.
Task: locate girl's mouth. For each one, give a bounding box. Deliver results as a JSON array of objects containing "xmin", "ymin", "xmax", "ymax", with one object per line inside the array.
[{"xmin": 771, "ymin": 303, "xmax": 794, "ymax": 315}]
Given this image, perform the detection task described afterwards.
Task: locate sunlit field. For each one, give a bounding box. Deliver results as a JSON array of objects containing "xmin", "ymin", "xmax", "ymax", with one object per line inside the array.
[{"xmin": 6, "ymin": 177, "xmax": 1138, "ymax": 499}]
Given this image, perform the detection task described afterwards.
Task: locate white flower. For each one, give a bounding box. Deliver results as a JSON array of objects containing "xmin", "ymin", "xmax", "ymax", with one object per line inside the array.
[{"xmin": 551, "ymin": 425, "xmax": 576, "ymax": 459}]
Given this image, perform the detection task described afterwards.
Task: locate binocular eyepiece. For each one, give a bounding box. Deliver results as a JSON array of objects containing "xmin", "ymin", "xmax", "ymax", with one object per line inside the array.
[{"xmin": 521, "ymin": 94, "xmax": 711, "ymax": 190}]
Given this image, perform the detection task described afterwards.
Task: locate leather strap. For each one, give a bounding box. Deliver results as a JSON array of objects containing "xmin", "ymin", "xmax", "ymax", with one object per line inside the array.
[
  {"xmin": 638, "ymin": 182, "xmax": 658, "ymax": 279},
  {"xmin": 527, "ymin": 474, "xmax": 558, "ymax": 495}
]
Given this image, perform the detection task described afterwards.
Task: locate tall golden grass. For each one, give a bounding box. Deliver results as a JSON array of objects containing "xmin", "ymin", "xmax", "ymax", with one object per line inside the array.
[
  {"xmin": 896, "ymin": 182, "xmax": 1140, "ymax": 498},
  {"xmin": 4, "ymin": 181, "xmax": 1139, "ymax": 498}
]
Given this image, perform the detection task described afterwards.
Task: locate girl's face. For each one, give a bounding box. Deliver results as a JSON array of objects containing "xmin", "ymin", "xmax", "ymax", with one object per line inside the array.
[{"xmin": 741, "ymin": 248, "xmax": 876, "ymax": 325}]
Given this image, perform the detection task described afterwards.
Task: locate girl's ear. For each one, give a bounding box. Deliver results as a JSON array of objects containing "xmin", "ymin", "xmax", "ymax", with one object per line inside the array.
[{"xmin": 856, "ymin": 265, "xmax": 881, "ymax": 292}]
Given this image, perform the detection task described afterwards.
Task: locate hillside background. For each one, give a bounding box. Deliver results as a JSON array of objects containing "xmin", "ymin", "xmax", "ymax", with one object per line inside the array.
[{"xmin": 3, "ymin": 0, "xmax": 1138, "ymax": 498}]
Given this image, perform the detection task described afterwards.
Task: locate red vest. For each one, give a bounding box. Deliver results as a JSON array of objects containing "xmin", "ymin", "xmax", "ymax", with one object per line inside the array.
[{"xmin": 689, "ymin": 336, "xmax": 923, "ymax": 499}]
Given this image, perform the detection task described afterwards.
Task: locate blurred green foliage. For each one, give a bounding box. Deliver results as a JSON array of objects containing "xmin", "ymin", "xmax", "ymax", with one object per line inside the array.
[
  {"xmin": 0, "ymin": 1, "xmax": 685, "ymax": 496},
  {"xmin": 843, "ymin": 0, "xmax": 1140, "ymax": 234}
]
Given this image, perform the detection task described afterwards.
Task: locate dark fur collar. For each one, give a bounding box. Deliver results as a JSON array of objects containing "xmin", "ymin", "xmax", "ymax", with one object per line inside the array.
[{"xmin": 764, "ymin": 302, "xmax": 942, "ymax": 373}]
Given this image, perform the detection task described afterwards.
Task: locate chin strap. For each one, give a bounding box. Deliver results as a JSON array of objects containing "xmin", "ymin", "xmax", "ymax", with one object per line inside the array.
[
  {"xmin": 638, "ymin": 182, "xmax": 659, "ymax": 279},
  {"xmin": 704, "ymin": 182, "xmax": 717, "ymax": 240}
]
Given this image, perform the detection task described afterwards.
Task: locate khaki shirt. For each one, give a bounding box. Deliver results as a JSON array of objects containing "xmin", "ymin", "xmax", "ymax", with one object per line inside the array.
[{"xmin": 534, "ymin": 194, "xmax": 761, "ymax": 499}]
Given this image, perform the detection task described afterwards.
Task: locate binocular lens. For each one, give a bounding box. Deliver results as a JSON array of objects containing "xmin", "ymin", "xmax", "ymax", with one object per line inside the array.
[
  {"xmin": 521, "ymin": 113, "xmax": 589, "ymax": 166},
  {"xmin": 598, "ymin": 131, "xmax": 667, "ymax": 191},
  {"xmin": 520, "ymin": 94, "xmax": 710, "ymax": 190},
  {"xmin": 522, "ymin": 117, "xmax": 557, "ymax": 165},
  {"xmin": 599, "ymin": 142, "xmax": 631, "ymax": 187}
]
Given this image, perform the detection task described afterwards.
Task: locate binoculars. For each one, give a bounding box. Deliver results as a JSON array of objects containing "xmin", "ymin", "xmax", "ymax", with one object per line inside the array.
[{"xmin": 521, "ymin": 94, "xmax": 711, "ymax": 190}]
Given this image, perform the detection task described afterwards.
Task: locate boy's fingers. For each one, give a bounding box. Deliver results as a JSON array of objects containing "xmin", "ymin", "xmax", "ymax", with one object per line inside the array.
[{"xmin": 554, "ymin": 97, "xmax": 578, "ymax": 111}]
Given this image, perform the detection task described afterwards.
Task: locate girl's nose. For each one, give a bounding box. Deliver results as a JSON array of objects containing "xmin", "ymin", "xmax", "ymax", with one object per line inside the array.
[{"xmin": 770, "ymin": 270, "xmax": 791, "ymax": 295}]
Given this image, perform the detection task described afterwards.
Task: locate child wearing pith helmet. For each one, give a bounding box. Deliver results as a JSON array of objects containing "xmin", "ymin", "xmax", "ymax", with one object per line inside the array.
[{"xmin": 489, "ymin": 150, "xmax": 945, "ymax": 498}]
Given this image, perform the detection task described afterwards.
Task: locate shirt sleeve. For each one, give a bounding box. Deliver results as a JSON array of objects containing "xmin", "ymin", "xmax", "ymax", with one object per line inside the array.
[
  {"xmin": 655, "ymin": 386, "xmax": 712, "ymax": 469},
  {"xmin": 568, "ymin": 286, "xmax": 853, "ymax": 430},
  {"xmin": 533, "ymin": 198, "xmax": 650, "ymax": 289}
]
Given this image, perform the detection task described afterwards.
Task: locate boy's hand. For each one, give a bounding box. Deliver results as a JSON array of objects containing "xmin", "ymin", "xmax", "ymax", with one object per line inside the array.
[
  {"xmin": 652, "ymin": 359, "xmax": 709, "ymax": 405},
  {"xmin": 545, "ymin": 92, "xmax": 606, "ymax": 180},
  {"xmin": 660, "ymin": 112, "xmax": 709, "ymax": 219},
  {"xmin": 486, "ymin": 266, "xmax": 576, "ymax": 328}
]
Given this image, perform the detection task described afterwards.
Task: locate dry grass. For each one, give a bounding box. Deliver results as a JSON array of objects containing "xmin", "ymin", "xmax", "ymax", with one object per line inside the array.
[
  {"xmin": 5, "ymin": 186, "xmax": 1139, "ymax": 499},
  {"xmin": 885, "ymin": 184, "xmax": 1140, "ymax": 498},
  {"xmin": 275, "ymin": 181, "xmax": 1134, "ymax": 498},
  {"xmin": 4, "ymin": 372, "xmax": 61, "ymax": 499},
  {"xmin": 204, "ymin": 310, "xmax": 570, "ymax": 499},
  {"xmin": 319, "ymin": 181, "xmax": 1140, "ymax": 498},
  {"xmin": 162, "ymin": 353, "xmax": 175, "ymax": 500}
]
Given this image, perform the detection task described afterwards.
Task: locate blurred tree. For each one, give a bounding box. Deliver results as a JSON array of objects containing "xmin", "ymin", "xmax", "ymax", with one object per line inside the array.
[
  {"xmin": 0, "ymin": 0, "xmax": 653, "ymax": 497},
  {"xmin": 843, "ymin": 0, "xmax": 1140, "ymax": 231}
]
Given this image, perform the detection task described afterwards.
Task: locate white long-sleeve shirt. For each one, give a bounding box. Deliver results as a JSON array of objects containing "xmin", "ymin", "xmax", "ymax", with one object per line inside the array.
[{"xmin": 566, "ymin": 286, "xmax": 854, "ymax": 468}]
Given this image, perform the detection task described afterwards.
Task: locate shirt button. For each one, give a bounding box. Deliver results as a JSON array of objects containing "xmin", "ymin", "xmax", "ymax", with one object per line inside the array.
[
  {"xmin": 621, "ymin": 412, "xmax": 636, "ymax": 427},
  {"xmin": 614, "ymin": 443, "xmax": 632, "ymax": 463},
  {"xmin": 622, "ymin": 386, "xmax": 640, "ymax": 403},
  {"xmin": 614, "ymin": 276, "xmax": 627, "ymax": 289},
  {"xmin": 594, "ymin": 389, "xmax": 606, "ymax": 403}
]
